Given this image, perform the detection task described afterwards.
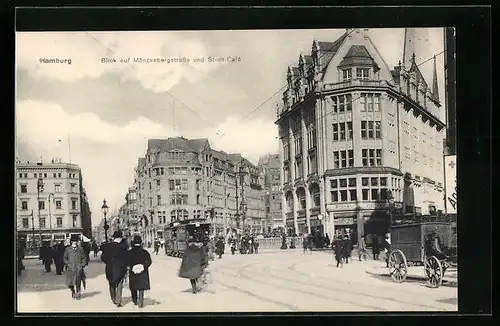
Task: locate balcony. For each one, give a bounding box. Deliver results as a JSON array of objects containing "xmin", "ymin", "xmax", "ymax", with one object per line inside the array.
[{"xmin": 322, "ymin": 79, "xmax": 387, "ymax": 91}]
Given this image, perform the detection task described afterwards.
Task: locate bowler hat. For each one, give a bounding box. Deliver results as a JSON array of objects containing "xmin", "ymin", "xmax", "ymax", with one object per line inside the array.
[
  {"xmin": 112, "ymin": 230, "xmax": 123, "ymax": 238},
  {"xmin": 132, "ymin": 235, "xmax": 142, "ymax": 246}
]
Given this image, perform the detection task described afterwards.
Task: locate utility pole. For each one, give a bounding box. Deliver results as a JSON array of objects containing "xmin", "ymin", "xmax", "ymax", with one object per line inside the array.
[
  {"xmin": 37, "ymin": 177, "xmax": 44, "ymax": 247},
  {"xmin": 48, "ymin": 193, "xmax": 54, "ymax": 244},
  {"xmin": 30, "ymin": 209, "xmax": 35, "ymax": 248}
]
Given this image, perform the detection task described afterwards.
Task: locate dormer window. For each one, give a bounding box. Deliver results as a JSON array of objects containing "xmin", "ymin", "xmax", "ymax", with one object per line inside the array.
[
  {"xmin": 356, "ymin": 68, "xmax": 370, "ymax": 80},
  {"xmin": 342, "ymin": 69, "xmax": 352, "ymax": 81}
]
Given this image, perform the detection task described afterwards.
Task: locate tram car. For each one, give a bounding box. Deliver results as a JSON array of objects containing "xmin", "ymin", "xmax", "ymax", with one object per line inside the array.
[{"xmin": 164, "ymin": 219, "xmax": 210, "ymax": 258}]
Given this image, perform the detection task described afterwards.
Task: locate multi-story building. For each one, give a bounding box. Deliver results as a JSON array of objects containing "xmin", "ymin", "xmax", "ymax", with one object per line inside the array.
[
  {"xmin": 16, "ymin": 158, "xmax": 92, "ymax": 245},
  {"xmin": 276, "ymin": 28, "xmax": 446, "ymax": 243},
  {"xmin": 131, "ymin": 137, "xmax": 265, "ymax": 244},
  {"xmin": 258, "ymin": 154, "xmax": 283, "ymax": 233}
]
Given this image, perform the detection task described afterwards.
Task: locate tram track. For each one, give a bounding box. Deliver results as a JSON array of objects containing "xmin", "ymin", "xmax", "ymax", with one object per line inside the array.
[{"xmin": 217, "ymin": 256, "xmax": 449, "ymax": 311}]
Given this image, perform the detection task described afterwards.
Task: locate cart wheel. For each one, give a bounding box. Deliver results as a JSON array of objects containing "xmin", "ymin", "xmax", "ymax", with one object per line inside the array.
[
  {"xmin": 388, "ymin": 249, "xmax": 408, "ymax": 283},
  {"xmin": 425, "ymin": 256, "xmax": 443, "ymax": 288}
]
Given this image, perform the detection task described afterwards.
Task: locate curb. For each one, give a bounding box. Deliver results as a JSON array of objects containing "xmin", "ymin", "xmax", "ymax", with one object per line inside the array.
[{"xmin": 365, "ymin": 270, "xmax": 458, "ymax": 288}]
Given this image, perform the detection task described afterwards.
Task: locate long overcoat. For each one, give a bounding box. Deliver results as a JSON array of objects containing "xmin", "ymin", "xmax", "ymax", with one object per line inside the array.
[
  {"xmin": 178, "ymin": 243, "xmax": 205, "ymax": 280},
  {"xmin": 333, "ymin": 239, "xmax": 343, "ymax": 261},
  {"xmin": 126, "ymin": 247, "xmax": 152, "ymax": 291},
  {"xmin": 63, "ymin": 245, "xmax": 87, "ymax": 286},
  {"xmin": 101, "ymin": 241, "xmax": 129, "ymax": 285},
  {"xmin": 215, "ymin": 239, "xmax": 224, "ymax": 256}
]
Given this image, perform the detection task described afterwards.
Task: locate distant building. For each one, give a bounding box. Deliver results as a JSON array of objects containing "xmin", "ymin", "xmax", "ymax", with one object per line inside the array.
[
  {"xmin": 258, "ymin": 154, "xmax": 283, "ymax": 232},
  {"xmin": 16, "ymin": 158, "xmax": 92, "ymax": 245},
  {"xmin": 131, "ymin": 137, "xmax": 265, "ymax": 244},
  {"xmin": 276, "ymin": 28, "xmax": 446, "ymax": 242}
]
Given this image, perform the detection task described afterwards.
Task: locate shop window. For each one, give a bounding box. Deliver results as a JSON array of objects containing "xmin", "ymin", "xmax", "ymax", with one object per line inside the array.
[
  {"xmin": 340, "ymin": 190, "xmax": 348, "ymax": 202},
  {"xmin": 371, "ymin": 189, "xmax": 379, "ymax": 201},
  {"xmin": 362, "ymin": 189, "xmax": 369, "ymax": 201}
]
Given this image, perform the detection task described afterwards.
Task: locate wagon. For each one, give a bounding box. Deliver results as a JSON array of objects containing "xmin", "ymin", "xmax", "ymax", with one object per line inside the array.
[{"xmin": 388, "ymin": 219, "xmax": 457, "ymax": 288}]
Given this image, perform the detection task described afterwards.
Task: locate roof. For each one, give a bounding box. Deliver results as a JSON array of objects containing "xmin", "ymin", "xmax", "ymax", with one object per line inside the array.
[
  {"xmin": 315, "ymin": 32, "xmax": 348, "ymax": 74},
  {"xmin": 324, "ymin": 166, "xmax": 404, "ymax": 177},
  {"xmin": 258, "ymin": 154, "xmax": 280, "ymax": 167},
  {"xmin": 408, "ymin": 58, "xmax": 429, "ymax": 89},
  {"xmin": 339, "ymin": 45, "xmax": 380, "ymax": 71},
  {"xmin": 147, "ymin": 137, "xmax": 210, "ymax": 154}
]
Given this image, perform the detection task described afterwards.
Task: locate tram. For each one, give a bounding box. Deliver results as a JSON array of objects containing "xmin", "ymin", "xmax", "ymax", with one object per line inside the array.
[{"xmin": 164, "ymin": 219, "xmax": 210, "ymax": 258}]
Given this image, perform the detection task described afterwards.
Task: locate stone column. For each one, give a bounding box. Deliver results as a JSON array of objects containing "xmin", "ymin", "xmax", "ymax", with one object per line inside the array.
[
  {"xmin": 319, "ymin": 178, "xmax": 327, "ymax": 234},
  {"xmin": 305, "ymin": 185, "xmax": 312, "ymax": 234},
  {"xmin": 292, "ymin": 189, "xmax": 299, "ymax": 235}
]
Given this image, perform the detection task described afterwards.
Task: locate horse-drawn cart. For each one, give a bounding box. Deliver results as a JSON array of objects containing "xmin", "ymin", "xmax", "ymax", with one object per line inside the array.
[{"xmin": 388, "ymin": 220, "xmax": 457, "ymax": 288}]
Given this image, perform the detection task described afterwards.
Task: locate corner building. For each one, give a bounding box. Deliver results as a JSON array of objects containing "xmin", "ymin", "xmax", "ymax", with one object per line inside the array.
[
  {"xmin": 133, "ymin": 137, "xmax": 265, "ymax": 244},
  {"xmin": 276, "ymin": 28, "xmax": 446, "ymax": 243}
]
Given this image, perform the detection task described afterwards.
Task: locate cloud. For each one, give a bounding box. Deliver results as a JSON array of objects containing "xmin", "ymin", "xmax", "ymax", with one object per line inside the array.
[{"xmin": 16, "ymin": 100, "xmax": 279, "ymax": 226}]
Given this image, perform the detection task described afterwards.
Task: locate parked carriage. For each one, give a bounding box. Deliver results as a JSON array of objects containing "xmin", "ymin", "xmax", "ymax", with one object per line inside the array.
[
  {"xmin": 388, "ymin": 219, "xmax": 457, "ymax": 288},
  {"xmin": 164, "ymin": 219, "xmax": 210, "ymax": 258}
]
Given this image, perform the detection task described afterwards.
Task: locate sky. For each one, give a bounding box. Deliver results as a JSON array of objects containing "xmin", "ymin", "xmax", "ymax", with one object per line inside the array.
[{"xmin": 15, "ymin": 28, "xmax": 446, "ymax": 226}]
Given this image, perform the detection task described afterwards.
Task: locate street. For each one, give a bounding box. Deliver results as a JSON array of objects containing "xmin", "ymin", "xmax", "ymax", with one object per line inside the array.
[{"xmin": 17, "ymin": 249, "xmax": 458, "ymax": 312}]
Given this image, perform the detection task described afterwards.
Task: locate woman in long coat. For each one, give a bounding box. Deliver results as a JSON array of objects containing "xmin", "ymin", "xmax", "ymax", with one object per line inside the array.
[
  {"xmin": 178, "ymin": 236, "xmax": 206, "ymax": 294},
  {"xmin": 63, "ymin": 236, "xmax": 87, "ymax": 299},
  {"xmin": 215, "ymin": 238, "xmax": 224, "ymax": 259},
  {"xmin": 126, "ymin": 236, "xmax": 152, "ymax": 308},
  {"xmin": 333, "ymin": 236, "xmax": 344, "ymax": 268}
]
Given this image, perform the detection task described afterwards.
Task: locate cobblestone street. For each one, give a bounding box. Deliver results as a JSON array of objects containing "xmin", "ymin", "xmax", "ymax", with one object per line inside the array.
[{"xmin": 16, "ymin": 248, "xmax": 458, "ymax": 313}]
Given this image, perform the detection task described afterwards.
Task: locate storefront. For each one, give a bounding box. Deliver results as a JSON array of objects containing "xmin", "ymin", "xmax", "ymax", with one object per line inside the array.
[
  {"xmin": 310, "ymin": 218, "xmax": 323, "ymax": 235},
  {"xmin": 333, "ymin": 216, "xmax": 358, "ymax": 245},
  {"xmin": 297, "ymin": 217, "xmax": 307, "ymax": 235},
  {"xmin": 285, "ymin": 219, "xmax": 294, "ymax": 236}
]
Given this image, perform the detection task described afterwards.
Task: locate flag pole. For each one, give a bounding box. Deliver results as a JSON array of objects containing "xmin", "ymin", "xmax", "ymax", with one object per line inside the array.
[{"xmin": 68, "ymin": 134, "xmax": 72, "ymax": 164}]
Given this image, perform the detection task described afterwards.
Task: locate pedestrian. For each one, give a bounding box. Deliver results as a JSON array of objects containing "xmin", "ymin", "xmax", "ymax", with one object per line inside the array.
[
  {"xmin": 215, "ymin": 237, "xmax": 224, "ymax": 259},
  {"xmin": 63, "ymin": 235, "xmax": 87, "ymax": 300},
  {"xmin": 178, "ymin": 235, "xmax": 206, "ymax": 294},
  {"xmin": 54, "ymin": 241, "xmax": 66, "ymax": 275},
  {"xmin": 208, "ymin": 237, "xmax": 216, "ymax": 261},
  {"xmin": 126, "ymin": 235, "xmax": 152, "ymax": 308},
  {"xmin": 253, "ymin": 239, "xmax": 259, "ymax": 254},
  {"xmin": 280, "ymin": 234, "xmax": 288, "ymax": 250},
  {"xmin": 91, "ymin": 240, "xmax": 99, "ymax": 257},
  {"xmin": 372, "ymin": 235, "xmax": 380, "ymax": 260},
  {"xmin": 358, "ymin": 234, "xmax": 367, "ymax": 261},
  {"xmin": 342, "ymin": 235, "xmax": 352, "ymax": 264},
  {"xmin": 230, "ymin": 237, "xmax": 237, "ymax": 255},
  {"xmin": 153, "ymin": 239, "xmax": 160, "ymax": 255},
  {"xmin": 324, "ymin": 233, "xmax": 331, "ymax": 248},
  {"xmin": 17, "ymin": 242, "xmax": 25, "ymax": 276},
  {"xmin": 383, "ymin": 233, "xmax": 391, "ymax": 267},
  {"xmin": 101, "ymin": 231, "xmax": 129, "ymax": 307},
  {"xmin": 333, "ymin": 236, "xmax": 343, "ymax": 268},
  {"xmin": 302, "ymin": 236, "xmax": 308, "ymax": 254},
  {"xmin": 39, "ymin": 241, "xmax": 54, "ymax": 273},
  {"xmin": 290, "ymin": 237, "xmax": 296, "ymax": 249},
  {"xmin": 81, "ymin": 238, "xmax": 91, "ymax": 266}
]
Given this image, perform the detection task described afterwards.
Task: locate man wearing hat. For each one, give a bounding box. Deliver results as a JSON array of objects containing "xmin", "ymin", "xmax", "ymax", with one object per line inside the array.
[
  {"xmin": 126, "ymin": 235, "xmax": 152, "ymax": 308},
  {"xmin": 63, "ymin": 234, "xmax": 87, "ymax": 299},
  {"xmin": 101, "ymin": 230, "xmax": 129, "ymax": 307}
]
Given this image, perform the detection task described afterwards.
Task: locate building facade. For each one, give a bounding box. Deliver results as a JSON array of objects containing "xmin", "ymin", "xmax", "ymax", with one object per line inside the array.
[
  {"xmin": 276, "ymin": 28, "xmax": 446, "ymax": 243},
  {"xmin": 131, "ymin": 137, "xmax": 265, "ymax": 244},
  {"xmin": 258, "ymin": 154, "xmax": 284, "ymax": 233},
  {"xmin": 16, "ymin": 158, "xmax": 92, "ymax": 245}
]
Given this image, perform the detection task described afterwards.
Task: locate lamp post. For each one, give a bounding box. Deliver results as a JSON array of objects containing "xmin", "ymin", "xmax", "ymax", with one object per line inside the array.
[
  {"xmin": 36, "ymin": 177, "xmax": 44, "ymax": 247},
  {"xmin": 101, "ymin": 199, "xmax": 109, "ymax": 242},
  {"xmin": 47, "ymin": 193, "xmax": 54, "ymax": 244}
]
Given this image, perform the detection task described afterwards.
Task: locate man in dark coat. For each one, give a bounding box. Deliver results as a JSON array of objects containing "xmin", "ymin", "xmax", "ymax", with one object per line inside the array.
[
  {"xmin": 280, "ymin": 234, "xmax": 288, "ymax": 250},
  {"xmin": 54, "ymin": 241, "xmax": 66, "ymax": 275},
  {"xmin": 342, "ymin": 235, "xmax": 352, "ymax": 264},
  {"xmin": 39, "ymin": 241, "xmax": 54, "ymax": 272},
  {"xmin": 101, "ymin": 231, "xmax": 129, "ymax": 307},
  {"xmin": 126, "ymin": 235, "xmax": 152, "ymax": 308},
  {"xmin": 215, "ymin": 237, "xmax": 224, "ymax": 259},
  {"xmin": 178, "ymin": 235, "xmax": 206, "ymax": 294},
  {"xmin": 153, "ymin": 240, "xmax": 160, "ymax": 255},
  {"xmin": 63, "ymin": 235, "xmax": 87, "ymax": 299},
  {"xmin": 333, "ymin": 236, "xmax": 344, "ymax": 268},
  {"xmin": 372, "ymin": 235, "xmax": 380, "ymax": 260},
  {"xmin": 91, "ymin": 240, "xmax": 99, "ymax": 257}
]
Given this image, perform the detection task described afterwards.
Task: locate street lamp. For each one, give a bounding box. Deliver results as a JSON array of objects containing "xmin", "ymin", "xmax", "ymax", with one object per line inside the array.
[
  {"xmin": 47, "ymin": 193, "xmax": 55, "ymax": 244},
  {"xmin": 101, "ymin": 199, "xmax": 109, "ymax": 242},
  {"xmin": 36, "ymin": 177, "xmax": 44, "ymax": 247}
]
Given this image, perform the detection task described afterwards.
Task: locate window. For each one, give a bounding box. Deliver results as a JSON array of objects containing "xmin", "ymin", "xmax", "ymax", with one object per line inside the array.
[
  {"xmin": 339, "ymin": 123, "xmax": 346, "ymax": 140},
  {"xmin": 24, "ymin": 173, "xmax": 27, "ymax": 178},
  {"xmin": 371, "ymin": 189, "xmax": 379, "ymax": 201},
  {"xmin": 34, "ymin": 173, "xmax": 37, "ymax": 178},
  {"xmin": 374, "ymin": 96, "xmax": 380, "ymax": 111},
  {"xmin": 348, "ymin": 150, "xmax": 354, "ymax": 167},
  {"xmin": 70, "ymin": 183, "xmax": 77, "ymax": 193},
  {"xmin": 331, "ymin": 95, "xmax": 352, "ymax": 113},
  {"xmin": 380, "ymin": 177, "xmax": 387, "ymax": 186},
  {"xmin": 331, "ymin": 179, "xmax": 338, "ymax": 188},
  {"xmin": 331, "ymin": 178, "xmax": 357, "ymax": 202},
  {"xmin": 56, "ymin": 200, "xmax": 62, "ymax": 209},
  {"xmin": 39, "ymin": 201, "xmax": 45, "ymax": 210},
  {"xmin": 349, "ymin": 178, "xmax": 356, "ymax": 187},
  {"xmin": 170, "ymin": 194, "xmax": 188, "ymax": 205},
  {"xmin": 169, "ymin": 180, "xmax": 175, "ymax": 190},
  {"xmin": 371, "ymin": 177, "xmax": 379, "ymax": 186},
  {"xmin": 71, "ymin": 199, "xmax": 77, "ymax": 210},
  {"xmin": 19, "ymin": 173, "xmax": 22, "ymax": 178},
  {"xmin": 333, "ymin": 150, "xmax": 353, "ymax": 168},
  {"xmin": 43, "ymin": 173, "xmax": 47, "ymax": 178},
  {"xmin": 39, "ymin": 218, "xmax": 46, "ymax": 229},
  {"xmin": 333, "ymin": 124, "xmax": 338, "ymax": 141},
  {"xmin": 342, "ymin": 69, "xmax": 351, "ymax": 81},
  {"xmin": 22, "ymin": 218, "xmax": 29, "ymax": 228},
  {"xmin": 57, "ymin": 217, "xmax": 63, "ymax": 227},
  {"xmin": 157, "ymin": 195, "xmax": 162, "ymax": 205},
  {"xmin": 72, "ymin": 215, "xmax": 78, "ymax": 227},
  {"xmin": 368, "ymin": 121, "xmax": 374, "ymax": 138},
  {"xmin": 362, "ymin": 189, "xmax": 369, "ymax": 200},
  {"xmin": 331, "ymin": 191, "xmax": 338, "ymax": 202},
  {"xmin": 356, "ymin": 68, "xmax": 370, "ymax": 80},
  {"xmin": 362, "ymin": 148, "xmax": 382, "ymax": 167},
  {"xmin": 340, "ymin": 190, "xmax": 348, "ymax": 202},
  {"xmin": 308, "ymin": 154, "xmax": 317, "ymax": 175},
  {"xmin": 58, "ymin": 173, "xmax": 62, "ymax": 178},
  {"xmin": 55, "ymin": 184, "xmax": 61, "ymax": 192},
  {"xmin": 21, "ymin": 201, "xmax": 28, "ymax": 210},
  {"xmin": 375, "ymin": 121, "xmax": 381, "ymax": 138},
  {"xmin": 338, "ymin": 96, "xmax": 345, "ymax": 113},
  {"xmin": 347, "ymin": 122, "xmax": 353, "ymax": 140},
  {"xmin": 20, "ymin": 184, "xmax": 27, "ymax": 193},
  {"xmin": 160, "ymin": 167, "xmax": 165, "ymax": 175}
]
